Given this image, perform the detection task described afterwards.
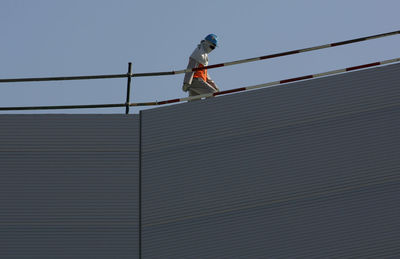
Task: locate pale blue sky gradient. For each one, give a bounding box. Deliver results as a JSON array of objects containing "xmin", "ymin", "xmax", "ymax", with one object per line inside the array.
[{"xmin": 1, "ymin": 0, "xmax": 399, "ymax": 113}]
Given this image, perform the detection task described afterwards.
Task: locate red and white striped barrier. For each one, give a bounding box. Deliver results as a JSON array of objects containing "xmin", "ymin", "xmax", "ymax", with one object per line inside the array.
[
  {"xmin": 2, "ymin": 58, "xmax": 398, "ymax": 111},
  {"xmin": 130, "ymin": 57, "xmax": 400, "ymax": 106},
  {"xmin": 133, "ymin": 30, "xmax": 400, "ymax": 77}
]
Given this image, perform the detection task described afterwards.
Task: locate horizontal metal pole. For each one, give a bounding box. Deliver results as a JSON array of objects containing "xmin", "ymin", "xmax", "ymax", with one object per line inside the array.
[
  {"xmin": 127, "ymin": 29, "xmax": 400, "ymax": 77},
  {"xmin": 0, "ymin": 74, "xmax": 128, "ymax": 83},
  {"xmin": 129, "ymin": 57, "xmax": 400, "ymax": 106},
  {"xmin": 0, "ymin": 103, "xmax": 126, "ymax": 111},
  {"xmin": 132, "ymin": 71, "xmax": 175, "ymax": 77}
]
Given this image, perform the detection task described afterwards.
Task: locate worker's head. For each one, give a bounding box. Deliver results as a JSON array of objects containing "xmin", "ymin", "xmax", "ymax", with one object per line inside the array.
[
  {"xmin": 202, "ymin": 34, "xmax": 218, "ymax": 53},
  {"xmin": 205, "ymin": 34, "xmax": 218, "ymax": 47}
]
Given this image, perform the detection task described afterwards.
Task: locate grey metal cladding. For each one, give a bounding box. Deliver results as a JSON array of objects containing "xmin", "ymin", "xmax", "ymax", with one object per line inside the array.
[
  {"xmin": 0, "ymin": 115, "xmax": 139, "ymax": 259},
  {"xmin": 141, "ymin": 63, "xmax": 400, "ymax": 258}
]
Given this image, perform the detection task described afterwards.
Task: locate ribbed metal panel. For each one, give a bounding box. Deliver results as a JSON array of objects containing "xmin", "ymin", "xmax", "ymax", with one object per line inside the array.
[
  {"xmin": 0, "ymin": 115, "xmax": 139, "ymax": 259},
  {"xmin": 141, "ymin": 63, "xmax": 400, "ymax": 258}
]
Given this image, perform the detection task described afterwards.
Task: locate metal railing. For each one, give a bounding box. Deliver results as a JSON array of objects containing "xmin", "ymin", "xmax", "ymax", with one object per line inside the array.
[{"xmin": 1, "ymin": 29, "xmax": 399, "ymax": 113}]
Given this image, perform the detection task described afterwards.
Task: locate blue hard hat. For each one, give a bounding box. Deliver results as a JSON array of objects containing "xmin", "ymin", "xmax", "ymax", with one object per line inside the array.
[{"xmin": 205, "ymin": 34, "xmax": 218, "ymax": 47}]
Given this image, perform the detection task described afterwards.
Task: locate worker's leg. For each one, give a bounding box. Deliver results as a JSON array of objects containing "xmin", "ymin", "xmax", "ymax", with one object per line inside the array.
[{"xmin": 189, "ymin": 78, "xmax": 218, "ymax": 97}]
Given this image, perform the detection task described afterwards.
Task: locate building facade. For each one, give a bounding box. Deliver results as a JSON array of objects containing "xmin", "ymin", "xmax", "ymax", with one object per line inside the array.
[{"xmin": 1, "ymin": 63, "xmax": 399, "ymax": 258}]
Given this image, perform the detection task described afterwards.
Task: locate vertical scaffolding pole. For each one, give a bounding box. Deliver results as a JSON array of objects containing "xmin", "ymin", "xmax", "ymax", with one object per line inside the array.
[{"xmin": 125, "ymin": 62, "xmax": 132, "ymax": 114}]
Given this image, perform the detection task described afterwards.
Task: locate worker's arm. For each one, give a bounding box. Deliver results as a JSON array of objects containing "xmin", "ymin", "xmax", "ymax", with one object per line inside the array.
[{"xmin": 182, "ymin": 58, "xmax": 196, "ymax": 92}]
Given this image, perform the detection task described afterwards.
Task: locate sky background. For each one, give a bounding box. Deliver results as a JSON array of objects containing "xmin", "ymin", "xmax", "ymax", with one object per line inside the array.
[{"xmin": 1, "ymin": 0, "xmax": 399, "ymax": 114}]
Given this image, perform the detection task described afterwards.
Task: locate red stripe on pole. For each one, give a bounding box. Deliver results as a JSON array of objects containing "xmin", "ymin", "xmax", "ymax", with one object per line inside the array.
[
  {"xmin": 158, "ymin": 99, "xmax": 181, "ymax": 105},
  {"xmin": 204, "ymin": 63, "xmax": 225, "ymax": 70},
  {"xmin": 346, "ymin": 62, "xmax": 381, "ymax": 71},
  {"xmin": 280, "ymin": 75, "xmax": 313, "ymax": 84},
  {"xmin": 214, "ymin": 87, "xmax": 247, "ymax": 96},
  {"xmin": 192, "ymin": 63, "xmax": 225, "ymax": 71},
  {"xmin": 260, "ymin": 50, "xmax": 300, "ymax": 60},
  {"xmin": 331, "ymin": 38, "xmax": 366, "ymax": 47}
]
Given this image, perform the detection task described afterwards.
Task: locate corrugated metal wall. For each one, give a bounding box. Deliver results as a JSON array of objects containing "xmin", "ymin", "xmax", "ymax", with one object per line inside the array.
[
  {"xmin": 0, "ymin": 115, "xmax": 139, "ymax": 259},
  {"xmin": 141, "ymin": 63, "xmax": 400, "ymax": 258}
]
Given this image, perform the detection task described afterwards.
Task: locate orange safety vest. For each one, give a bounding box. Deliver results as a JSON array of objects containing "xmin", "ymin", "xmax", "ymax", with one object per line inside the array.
[{"xmin": 193, "ymin": 63, "xmax": 207, "ymax": 82}]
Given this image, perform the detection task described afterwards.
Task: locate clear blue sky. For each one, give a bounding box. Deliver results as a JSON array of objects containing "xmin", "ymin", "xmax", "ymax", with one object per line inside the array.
[{"xmin": 1, "ymin": 0, "xmax": 399, "ymax": 114}]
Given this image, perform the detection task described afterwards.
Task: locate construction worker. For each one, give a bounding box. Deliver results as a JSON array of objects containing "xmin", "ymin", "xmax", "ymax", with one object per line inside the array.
[{"xmin": 182, "ymin": 34, "xmax": 220, "ymax": 97}]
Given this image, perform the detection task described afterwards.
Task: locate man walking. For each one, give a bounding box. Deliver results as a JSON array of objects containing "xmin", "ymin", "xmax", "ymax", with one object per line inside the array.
[{"xmin": 182, "ymin": 34, "xmax": 220, "ymax": 97}]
